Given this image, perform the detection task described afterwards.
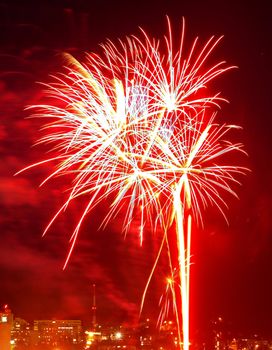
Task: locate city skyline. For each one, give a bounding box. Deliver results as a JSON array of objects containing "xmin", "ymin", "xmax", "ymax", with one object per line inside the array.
[{"xmin": 0, "ymin": 0, "xmax": 272, "ymax": 340}]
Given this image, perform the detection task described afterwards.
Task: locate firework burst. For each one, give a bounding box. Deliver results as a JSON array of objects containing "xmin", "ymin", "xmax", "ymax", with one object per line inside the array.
[{"xmin": 19, "ymin": 18, "xmax": 246, "ymax": 350}]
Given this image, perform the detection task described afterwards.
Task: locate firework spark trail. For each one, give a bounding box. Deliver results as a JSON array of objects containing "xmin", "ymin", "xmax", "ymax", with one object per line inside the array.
[{"xmin": 18, "ymin": 18, "xmax": 247, "ymax": 350}]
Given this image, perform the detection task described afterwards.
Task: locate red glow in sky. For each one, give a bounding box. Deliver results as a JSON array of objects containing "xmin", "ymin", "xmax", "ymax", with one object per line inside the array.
[{"xmin": 0, "ymin": 0, "xmax": 272, "ymax": 339}]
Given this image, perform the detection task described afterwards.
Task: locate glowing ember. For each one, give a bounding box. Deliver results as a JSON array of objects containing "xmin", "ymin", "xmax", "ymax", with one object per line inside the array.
[{"xmin": 19, "ymin": 18, "xmax": 246, "ymax": 350}]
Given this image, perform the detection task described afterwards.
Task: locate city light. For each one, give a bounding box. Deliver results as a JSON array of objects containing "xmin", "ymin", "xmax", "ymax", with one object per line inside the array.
[{"xmin": 115, "ymin": 332, "xmax": 122, "ymax": 340}]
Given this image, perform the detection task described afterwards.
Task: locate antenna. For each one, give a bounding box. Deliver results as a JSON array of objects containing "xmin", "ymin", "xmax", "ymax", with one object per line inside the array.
[{"xmin": 91, "ymin": 283, "xmax": 97, "ymax": 330}]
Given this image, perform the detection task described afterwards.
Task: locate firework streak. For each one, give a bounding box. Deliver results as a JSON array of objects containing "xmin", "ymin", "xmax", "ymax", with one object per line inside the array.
[{"xmin": 20, "ymin": 18, "xmax": 246, "ymax": 350}]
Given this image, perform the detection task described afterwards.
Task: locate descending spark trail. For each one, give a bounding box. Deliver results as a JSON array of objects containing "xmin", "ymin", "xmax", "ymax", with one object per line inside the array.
[{"xmin": 19, "ymin": 18, "xmax": 246, "ymax": 350}]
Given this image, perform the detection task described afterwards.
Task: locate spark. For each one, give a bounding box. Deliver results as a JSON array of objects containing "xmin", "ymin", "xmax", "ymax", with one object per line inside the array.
[{"xmin": 19, "ymin": 18, "xmax": 247, "ymax": 350}]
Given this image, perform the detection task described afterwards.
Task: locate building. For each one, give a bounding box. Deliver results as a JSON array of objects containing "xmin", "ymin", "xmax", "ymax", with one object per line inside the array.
[
  {"xmin": 11, "ymin": 317, "xmax": 31, "ymax": 348},
  {"xmin": 0, "ymin": 305, "xmax": 13, "ymax": 350},
  {"xmin": 33, "ymin": 319, "xmax": 82, "ymax": 346}
]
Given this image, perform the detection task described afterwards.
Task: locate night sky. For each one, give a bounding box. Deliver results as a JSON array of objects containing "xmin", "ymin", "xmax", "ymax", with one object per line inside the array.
[{"xmin": 0, "ymin": 0, "xmax": 272, "ymax": 339}]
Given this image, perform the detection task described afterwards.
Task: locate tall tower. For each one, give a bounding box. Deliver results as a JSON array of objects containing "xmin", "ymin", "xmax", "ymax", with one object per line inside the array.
[
  {"xmin": 91, "ymin": 284, "xmax": 97, "ymax": 330},
  {"xmin": 0, "ymin": 305, "xmax": 13, "ymax": 350}
]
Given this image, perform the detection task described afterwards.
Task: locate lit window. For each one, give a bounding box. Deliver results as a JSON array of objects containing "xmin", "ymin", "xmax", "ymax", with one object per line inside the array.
[{"xmin": 1, "ymin": 316, "xmax": 7, "ymax": 323}]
